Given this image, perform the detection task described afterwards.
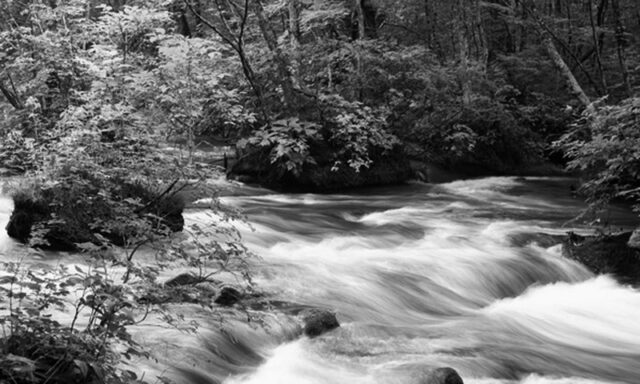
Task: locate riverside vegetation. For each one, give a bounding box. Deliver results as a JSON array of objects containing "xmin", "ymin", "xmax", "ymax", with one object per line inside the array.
[{"xmin": 0, "ymin": 0, "xmax": 640, "ymax": 383}]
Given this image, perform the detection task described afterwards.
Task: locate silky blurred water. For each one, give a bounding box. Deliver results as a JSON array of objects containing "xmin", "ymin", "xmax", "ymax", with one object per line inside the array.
[{"xmin": 1, "ymin": 177, "xmax": 639, "ymax": 384}]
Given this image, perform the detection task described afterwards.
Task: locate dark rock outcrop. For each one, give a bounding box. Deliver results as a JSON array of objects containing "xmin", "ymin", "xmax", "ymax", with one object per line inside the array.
[
  {"xmin": 563, "ymin": 232, "xmax": 640, "ymax": 285},
  {"xmin": 419, "ymin": 367, "xmax": 464, "ymax": 384},
  {"xmin": 165, "ymin": 273, "xmax": 203, "ymax": 287},
  {"xmin": 300, "ymin": 309, "xmax": 340, "ymax": 338},
  {"xmin": 229, "ymin": 145, "xmax": 412, "ymax": 192},
  {"xmin": 6, "ymin": 181, "xmax": 184, "ymax": 251},
  {"xmin": 215, "ymin": 287, "xmax": 242, "ymax": 307}
]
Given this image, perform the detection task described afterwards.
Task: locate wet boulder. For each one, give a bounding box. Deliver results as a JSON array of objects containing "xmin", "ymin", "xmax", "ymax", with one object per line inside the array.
[
  {"xmin": 165, "ymin": 273, "xmax": 202, "ymax": 287},
  {"xmin": 419, "ymin": 367, "xmax": 464, "ymax": 384},
  {"xmin": 215, "ymin": 286, "xmax": 242, "ymax": 307},
  {"xmin": 300, "ymin": 309, "xmax": 340, "ymax": 338},
  {"xmin": 229, "ymin": 144, "xmax": 412, "ymax": 192},
  {"xmin": 5, "ymin": 178, "xmax": 184, "ymax": 251},
  {"xmin": 563, "ymin": 232, "xmax": 640, "ymax": 285}
]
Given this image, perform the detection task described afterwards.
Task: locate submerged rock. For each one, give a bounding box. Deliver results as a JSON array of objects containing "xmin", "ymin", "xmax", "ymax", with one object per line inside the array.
[
  {"xmin": 563, "ymin": 232, "xmax": 640, "ymax": 285},
  {"xmin": 420, "ymin": 367, "xmax": 464, "ymax": 384},
  {"xmin": 300, "ymin": 309, "xmax": 339, "ymax": 338}
]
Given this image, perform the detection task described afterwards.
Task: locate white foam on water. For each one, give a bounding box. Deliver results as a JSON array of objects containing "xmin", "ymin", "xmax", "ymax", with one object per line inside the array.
[
  {"xmin": 519, "ymin": 374, "xmax": 625, "ymax": 384},
  {"xmin": 2, "ymin": 176, "xmax": 637, "ymax": 384},
  {"xmin": 0, "ymin": 194, "xmax": 16, "ymax": 254},
  {"xmin": 482, "ymin": 276, "xmax": 640, "ymax": 354},
  {"xmin": 227, "ymin": 341, "xmax": 371, "ymax": 384},
  {"xmin": 439, "ymin": 177, "xmax": 524, "ymax": 194}
]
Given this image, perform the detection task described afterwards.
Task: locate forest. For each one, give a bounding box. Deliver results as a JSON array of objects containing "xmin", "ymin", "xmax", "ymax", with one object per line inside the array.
[{"xmin": 0, "ymin": 0, "xmax": 640, "ymax": 383}]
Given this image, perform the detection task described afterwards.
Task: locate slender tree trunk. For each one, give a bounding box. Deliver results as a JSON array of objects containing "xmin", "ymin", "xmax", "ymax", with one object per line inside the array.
[
  {"xmin": 424, "ymin": 0, "xmax": 433, "ymax": 49},
  {"xmin": 0, "ymin": 82, "xmax": 23, "ymax": 110},
  {"xmin": 543, "ymin": 34, "xmax": 591, "ymax": 106},
  {"xmin": 354, "ymin": 0, "xmax": 366, "ymax": 39},
  {"xmin": 588, "ymin": 0, "xmax": 607, "ymax": 92},
  {"xmin": 474, "ymin": 0, "xmax": 488, "ymax": 70},
  {"xmin": 566, "ymin": 0, "xmax": 573, "ymax": 46},
  {"xmin": 428, "ymin": 0, "xmax": 445, "ymax": 61},
  {"xmin": 86, "ymin": 0, "xmax": 93, "ymax": 19},
  {"xmin": 611, "ymin": 0, "xmax": 632, "ymax": 97},
  {"xmin": 456, "ymin": 0, "xmax": 471, "ymax": 106},
  {"xmin": 254, "ymin": 0, "xmax": 297, "ymax": 109},
  {"xmin": 525, "ymin": 0, "xmax": 603, "ymax": 95},
  {"xmin": 555, "ymin": 0, "xmax": 563, "ymax": 16},
  {"xmin": 193, "ymin": 0, "xmax": 203, "ymax": 36},
  {"xmin": 288, "ymin": 0, "xmax": 301, "ymax": 89},
  {"xmin": 184, "ymin": 0, "xmax": 266, "ymax": 116}
]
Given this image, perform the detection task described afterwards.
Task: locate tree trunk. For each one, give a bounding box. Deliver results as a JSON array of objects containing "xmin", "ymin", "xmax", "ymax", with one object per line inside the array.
[
  {"xmin": 543, "ymin": 34, "xmax": 591, "ymax": 106},
  {"xmin": 193, "ymin": 0, "xmax": 203, "ymax": 36},
  {"xmin": 353, "ymin": 0, "xmax": 366, "ymax": 39},
  {"xmin": 456, "ymin": 0, "xmax": 471, "ymax": 106},
  {"xmin": 183, "ymin": 0, "xmax": 266, "ymax": 116},
  {"xmin": 555, "ymin": 0, "xmax": 563, "ymax": 16},
  {"xmin": 424, "ymin": 0, "xmax": 433, "ymax": 49},
  {"xmin": 474, "ymin": 0, "xmax": 488, "ymax": 70},
  {"xmin": 611, "ymin": 0, "xmax": 632, "ymax": 97},
  {"xmin": 288, "ymin": 0, "xmax": 301, "ymax": 89},
  {"xmin": 566, "ymin": 0, "xmax": 573, "ymax": 46},
  {"xmin": 254, "ymin": 0, "xmax": 297, "ymax": 109},
  {"xmin": 0, "ymin": 81, "xmax": 23, "ymax": 110},
  {"xmin": 588, "ymin": 0, "xmax": 607, "ymax": 92}
]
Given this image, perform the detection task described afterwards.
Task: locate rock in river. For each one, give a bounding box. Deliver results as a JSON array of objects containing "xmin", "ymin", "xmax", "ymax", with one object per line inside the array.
[
  {"xmin": 419, "ymin": 367, "xmax": 464, "ymax": 384},
  {"xmin": 215, "ymin": 286, "xmax": 242, "ymax": 306},
  {"xmin": 563, "ymin": 232, "xmax": 640, "ymax": 285},
  {"xmin": 300, "ymin": 309, "xmax": 340, "ymax": 338}
]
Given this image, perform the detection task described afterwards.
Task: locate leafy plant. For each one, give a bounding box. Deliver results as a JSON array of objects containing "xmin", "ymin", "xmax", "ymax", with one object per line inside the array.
[
  {"xmin": 556, "ymin": 97, "xmax": 640, "ymax": 219},
  {"xmin": 238, "ymin": 117, "xmax": 321, "ymax": 175}
]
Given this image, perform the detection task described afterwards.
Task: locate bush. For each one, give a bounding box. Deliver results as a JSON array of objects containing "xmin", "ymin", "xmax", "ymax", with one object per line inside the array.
[
  {"xmin": 396, "ymin": 95, "xmax": 543, "ymax": 174},
  {"xmin": 556, "ymin": 97, "xmax": 640, "ymax": 219},
  {"xmin": 6, "ymin": 166, "xmax": 185, "ymax": 251}
]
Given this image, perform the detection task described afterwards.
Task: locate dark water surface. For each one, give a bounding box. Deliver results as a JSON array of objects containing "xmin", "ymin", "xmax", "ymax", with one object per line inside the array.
[{"xmin": 1, "ymin": 177, "xmax": 639, "ymax": 384}]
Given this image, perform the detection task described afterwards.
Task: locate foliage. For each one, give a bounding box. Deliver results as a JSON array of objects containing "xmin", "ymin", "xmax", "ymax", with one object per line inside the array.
[
  {"xmin": 0, "ymin": 261, "xmax": 144, "ymax": 384},
  {"xmin": 557, "ymin": 97, "xmax": 640, "ymax": 218},
  {"xmin": 239, "ymin": 118, "xmax": 320, "ymax": 175},
  {"xmin": 149, "ymin": 36, "xmax": 256, "ymax": 144},
  {"xmin": 319, "ymin": 94, "xmax": 398, "ymax": 171},
  {"xmin": 0, "ymin": 2, "xmax": 253, "ymax": 383}
]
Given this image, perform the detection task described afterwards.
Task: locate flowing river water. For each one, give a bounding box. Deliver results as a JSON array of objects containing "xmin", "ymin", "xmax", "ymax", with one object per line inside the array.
[{"xmin": 1, "ymin": 176, "xmax": 640, "ymax": 384}]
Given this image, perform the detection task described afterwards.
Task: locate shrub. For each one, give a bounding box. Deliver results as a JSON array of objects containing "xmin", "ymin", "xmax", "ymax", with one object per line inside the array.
[{"xmin": 556, "ymin": 97, "xmax": 640, "ymax": 219}]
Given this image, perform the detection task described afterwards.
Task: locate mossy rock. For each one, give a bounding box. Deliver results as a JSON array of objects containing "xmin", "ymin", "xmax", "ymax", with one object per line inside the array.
[
  {"xmin": 229, "ymin": 144, "xmax": 412, "ymax": 192},
  {"xmin": 562, "ymin": 232, "xmax": 640, "ymax": 285},
  {"xmin": 6, "ymin": 179, "xmax": 184, "ymax": 251}
]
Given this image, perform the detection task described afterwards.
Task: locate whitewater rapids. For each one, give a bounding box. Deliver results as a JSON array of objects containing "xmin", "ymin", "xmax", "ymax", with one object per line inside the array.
[{"xmin": 1, "ymin": 177, "xmax": 639, "ymax": 384}]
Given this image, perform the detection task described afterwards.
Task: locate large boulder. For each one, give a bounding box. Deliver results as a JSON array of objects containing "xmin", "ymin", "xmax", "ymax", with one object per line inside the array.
[
  {"xmin": 229, "ymin": 145, "xmax": 412, "ymax": 192},
  {"xmin": 563, "ymin": 232, "xmax": 640, "ymax": 285},
  {"xmin": 300, "ymin": 309, "xmax": 340, "ymax": 338},
  {"xmin": 215, "ymin": 286, "xmax": 243, "ymax": 307},
  {"xmin": 6, "ymin": 180, "xmax": 184, "ymax": 251},
  {"xmin": 419, "ymin": 367, "xmax": 464, "ymax": 384}
]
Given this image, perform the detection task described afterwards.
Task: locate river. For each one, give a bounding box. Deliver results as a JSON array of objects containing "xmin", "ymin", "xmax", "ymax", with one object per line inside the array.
[{"xmin": 1, "ymin": 176, "xmax": 639, "ymax": 384}]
